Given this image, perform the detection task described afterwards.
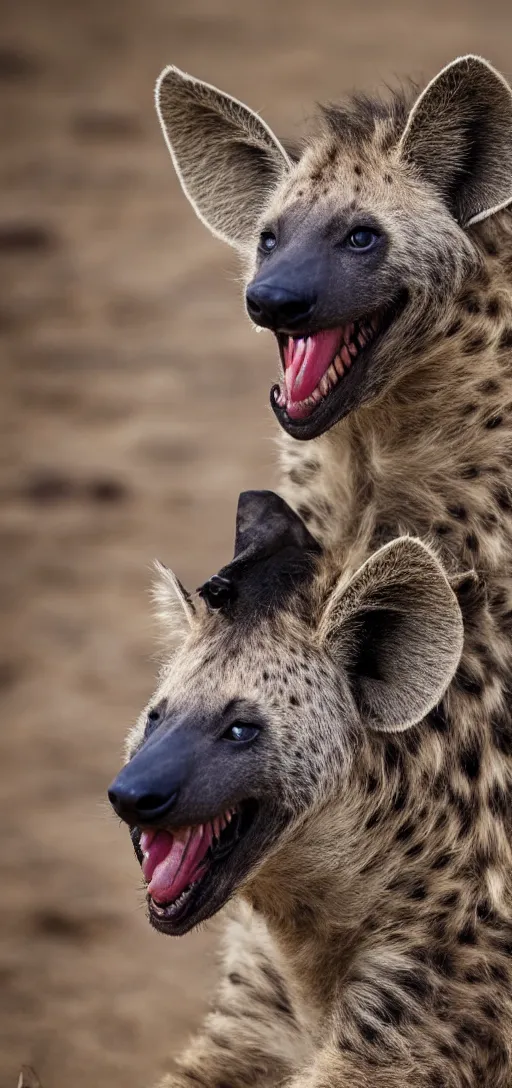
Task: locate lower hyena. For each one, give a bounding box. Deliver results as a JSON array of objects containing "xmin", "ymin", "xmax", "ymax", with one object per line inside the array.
[{"xmin": 104, "ymin": 489, "xmax": 512, "ymax": 1088}]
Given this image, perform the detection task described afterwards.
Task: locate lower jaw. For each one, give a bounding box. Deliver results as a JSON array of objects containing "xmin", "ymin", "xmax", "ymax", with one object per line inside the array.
[{"xmin": 148, "ymin": 879, "xmax": 202, "ymax": 933}]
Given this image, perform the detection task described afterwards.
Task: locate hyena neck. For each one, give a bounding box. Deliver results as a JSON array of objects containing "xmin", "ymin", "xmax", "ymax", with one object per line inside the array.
[{"xmin": 280, "ymin": 317, "xmax": 512, "ymax": 586}]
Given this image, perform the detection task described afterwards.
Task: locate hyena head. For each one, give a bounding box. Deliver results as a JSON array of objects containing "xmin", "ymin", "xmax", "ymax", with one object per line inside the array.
[
  {"xmin": 108, "ymin": 491, "xmax": 462, "ymax": 936},
  {"xmin": 156, "ymin": 55, "xmax": 512, "ymax": 440}
]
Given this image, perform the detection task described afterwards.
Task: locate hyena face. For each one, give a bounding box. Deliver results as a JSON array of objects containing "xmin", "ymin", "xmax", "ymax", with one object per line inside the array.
[
  {"xmin": 156, "ymin": 56, "xmax": 512, "ymax": 439},
  {"xmin": 108, "ymin": 491, "xmax": 462, "ymax": 937}
]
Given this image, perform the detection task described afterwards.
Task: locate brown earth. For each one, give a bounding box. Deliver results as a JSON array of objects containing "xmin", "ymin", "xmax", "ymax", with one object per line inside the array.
[{"xmin": 1, "ymin": 1, "xmax": 512, "ymax": 1085}]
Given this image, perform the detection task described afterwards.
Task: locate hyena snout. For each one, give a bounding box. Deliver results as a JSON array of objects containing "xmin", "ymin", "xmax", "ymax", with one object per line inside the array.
[{"xmin": 108, "ymin": 725, "xmax": 191, "ymax": 824}]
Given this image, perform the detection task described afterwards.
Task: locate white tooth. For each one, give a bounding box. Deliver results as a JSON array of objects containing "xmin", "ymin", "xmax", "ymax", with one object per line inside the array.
[
  {"xmin": 340, "ymin": 345, "xmax": 351, "ymax": 368},
  {"xmin": 344, "ymin": 323, "xmax": 354, "ymax": 345},
  {"xmin": 334, "ymin": 354, "xmax": 345, "ymax": 377},
  {"xmin": 307, "ymin": 395, "xmax": 316, "ymax": 407},
  {"xmin": 349, "ymin": 341, "xmax": 358, "ymax": 357},
  {"xmin": 319, "ymin": 375, "xmax": 330, "ymax": 396},
  {"xmin": 311, "ymin": 387, "xmax": 323, "ymax": 403},
  {"xmin": 358, "ymin": 334, "xmax": 366, "ymax": 348},
  {"xmin": 328, "ymin": 363, "xmax": 338, "ymax": 384}
]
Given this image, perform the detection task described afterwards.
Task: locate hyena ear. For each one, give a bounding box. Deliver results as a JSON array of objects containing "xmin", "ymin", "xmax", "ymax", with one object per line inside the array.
[
  {"xmin": 152, "ymin": 560, "xmax": 196, "ymax": 638},
  {"xmin": 399, "ymin": 55, "xmax": 512, "ymax": 226},
  {"xmin": 155, "ymin": 66, "xmax": 291, "ymax": 248},
  {"xmin": 319, "ymin": 537, "xmax": 463, "ymax": 732}
]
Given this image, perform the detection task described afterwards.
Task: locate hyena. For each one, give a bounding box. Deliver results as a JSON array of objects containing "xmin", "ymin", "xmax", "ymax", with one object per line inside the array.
[
  {"xmin": 109, "ymin": 489, "xmax": 473, "ymax": 1088},
  {"xmin": 149, "ymin": 53, "xmax": 512, "ymax": 1079}
]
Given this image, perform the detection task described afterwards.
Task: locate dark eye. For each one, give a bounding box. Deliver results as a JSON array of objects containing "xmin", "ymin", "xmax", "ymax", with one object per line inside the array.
[
  {"xmin": 145, "ymin": 705, "xmax": 163, "ymax": 738},
  {"xmin": 222, "ymin": 722, "xmax": 260, "ymax": 744},
  {"xmin": 259, "ymin": 230, "xmax": 277, "ymax": 254},
  {"xmin": 347, "ymin": 228, "xmax": 380, "ymax": 251}
]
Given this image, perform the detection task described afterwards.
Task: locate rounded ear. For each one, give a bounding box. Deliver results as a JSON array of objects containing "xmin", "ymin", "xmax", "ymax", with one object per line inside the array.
[
  {"xmin": 399, "ymin": 55, "xmax": 512, "ymax": 226},
  {"xmin": 155, "ymin": 66, "xmax": 291, "ymax": 248},
  {"xmin": 319, "ymin": 538, "xmax": 464, "ymax": 733},
  {"xmin": 152, "ymin": 560, "xmax": 196, "ymax": 639}
]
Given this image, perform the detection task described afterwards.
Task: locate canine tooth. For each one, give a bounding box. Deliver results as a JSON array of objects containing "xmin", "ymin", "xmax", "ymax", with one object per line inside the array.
[{"xmin": 334, "ymin": 354, "xmax": 345, "ymax": 377}]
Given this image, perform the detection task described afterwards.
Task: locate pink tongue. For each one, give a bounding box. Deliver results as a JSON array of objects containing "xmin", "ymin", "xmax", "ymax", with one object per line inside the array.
[
  {"xmin": 283, "ymin": 329, "xmax": 342, "ymax": 403},
  {"xmin": 140, "ymin": 825, "xmax": 213, "ymax": 904}
]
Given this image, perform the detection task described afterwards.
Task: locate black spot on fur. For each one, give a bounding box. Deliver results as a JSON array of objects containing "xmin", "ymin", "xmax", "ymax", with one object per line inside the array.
[
  {"xmin": 494, "ymin": 484, "xmax": 512, "ymax": 511},
  {"xmin": 289, "ymin": 694, "xmax": 300, "ymax": 707},
  {"xmin": 375, "ymin": 989, "xmax": 405, "ymax": 1025},
  {"xmin": 486, "ymin": 298, "xmax": 501, "ymax": 319},
  {"xmin": 461, "ymin": 403, "xmax": 477, "ymax": 416},
  {"xmin": 498, "ymin": 328, "xmax": 512, "ymax": 350},
  {"xmin": 428, "ymin": 705, "xmax": 449, "ymax": 733},
  {"xmin": 460, "ymin": 743, "xmax": 481, "ymax": 780},
  {"xmin": 431, "ymin": 852, "xmax": 451, "ymax": 871},
  {"xmin": 461, "ymin": 293, "xmax": 481, "ymax": 315},
  {"xmin": 395, "ymin": 821, "xmax": 413, "ymax": 843},
  {"xmin": 440, "ymin": 890, "xmax": 459, "ymax": 908},
  {"xmin": 434, "ymin": 522, "xmax": 451, "ymax": 537},
  {"xmin": 297, "ymin": 504, "xmax": 313, "ymax": 523},
  {"xmin": 354, "ymin": 163, "xmax": 362, "ymax": 175},
  {"xmin": 491, "ymin": 714, "xmax": 512, "ymax": 757},
  {"xmin": 447, "ymin": 319, "xmax": 462, "ymax": 337},
  {"xmin": 464, "ymin": 334, "xmax": 486, "ymax": 353},
  {"xmin": 448, "ymin": 504, "xmax": 467, "ymax": 521},
  {"xmin": 460, "ymin": 465, "xmax": 479, "ymax": 479},
  {"xmin": 478, "ymin": 378, "xmax": 501, "ymax": 394},
  {"xmin": 458, "ymin": 923, "xmax": 477, "ymax": 945},
  {"xmin": 489, "ymin": 782, "xmax": 508, "ymax": 818},
  {"xmin": 384, "ymin": 173, "xmax": 392, "ymax": 184},
  {"xmin": 465, "ymin": 532, "xmax": 479, "ymax": 554},
  {"xmin": 454, "ymin": 665, "xmax": 483, "ymax": 697},
  {"xmin": 485, "ymin": 414, "xmax": 503, "ymax": 429}
]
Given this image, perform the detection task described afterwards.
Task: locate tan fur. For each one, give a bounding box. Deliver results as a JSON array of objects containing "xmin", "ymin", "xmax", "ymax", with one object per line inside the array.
[{"xmin": 147, "ymin": 57, "xmax": 512, "ymax": 1087}]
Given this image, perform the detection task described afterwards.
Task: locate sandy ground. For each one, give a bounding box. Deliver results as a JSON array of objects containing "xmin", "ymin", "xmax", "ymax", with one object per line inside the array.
[{"xmin": 2, "ymin": 1, "xmax": 512, "ymax": 1085}]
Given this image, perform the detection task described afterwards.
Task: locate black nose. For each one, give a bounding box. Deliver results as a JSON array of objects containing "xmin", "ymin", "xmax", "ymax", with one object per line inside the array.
[
  {"xmin": 108, "ymin": 777, "xmax": 178, "ymax": 824},
  {"xmin": 108, "ymin": 726, "xmax": 191, "ymax": 826},
  {"xmin": 245, "ymin": 282, "xmax": 316, "ymax": 330}
]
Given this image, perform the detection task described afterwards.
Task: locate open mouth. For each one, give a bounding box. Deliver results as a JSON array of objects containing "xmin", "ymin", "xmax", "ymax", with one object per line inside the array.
[
  {"xmin": 138, "ymin": 802, "xmax": 257, "ymax": 934},
  {"xmin": 270, "ymin": 293, "xmax": 408, "ymax": 438},
  {"xmin": 273, "ymin": 315, "xmax": 381, "ymax": 422}
]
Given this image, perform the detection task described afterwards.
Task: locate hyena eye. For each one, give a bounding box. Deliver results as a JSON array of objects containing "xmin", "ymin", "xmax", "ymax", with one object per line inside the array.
[
  {"xmin": 259, "ymin": 230, "xmax": 278, "ymax": 254},
  {"xmin": 145, "ymin": 704, "xmax": 164, "ymax": 738},
  {"xmin": 347, "ymin": 228, "xmax": 380, "ymax": 251},
  {"xmin": 222, "ymin": 722, "xmax": 260, "ymax": 744}
]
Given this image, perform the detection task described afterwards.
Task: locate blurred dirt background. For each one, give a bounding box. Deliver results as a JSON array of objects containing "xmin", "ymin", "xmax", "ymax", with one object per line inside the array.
[{"xmin": 2, "ymin": 0, "xmax": 512, "ymax": 1085}]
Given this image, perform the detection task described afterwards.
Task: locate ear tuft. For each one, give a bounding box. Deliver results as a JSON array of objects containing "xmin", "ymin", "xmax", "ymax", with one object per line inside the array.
[
  {"xmin": 152, "ymin": 560, "xmax": 195, "ymax": 638},
  {"xmin": 155, "ymin": 66, "xmax": 290, "ymax": 248},
  {"xmin": 399, "ymin": 55, "xmax": 512, "ymax": 226},
  {"xmin": 320, "ymin": 537, "xmax": 463, "ymax": 733}
]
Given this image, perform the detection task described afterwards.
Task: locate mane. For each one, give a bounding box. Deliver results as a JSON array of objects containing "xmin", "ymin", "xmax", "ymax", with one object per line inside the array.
[{"xmin": 318, "ymin": 81, "xmax": 418, "ymax": 148}]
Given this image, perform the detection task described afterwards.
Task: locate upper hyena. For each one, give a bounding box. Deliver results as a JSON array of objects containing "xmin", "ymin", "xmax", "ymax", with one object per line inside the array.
[{"xmin": 109, "ymin": 489, "xmax": 471, "ymax": 1088}]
